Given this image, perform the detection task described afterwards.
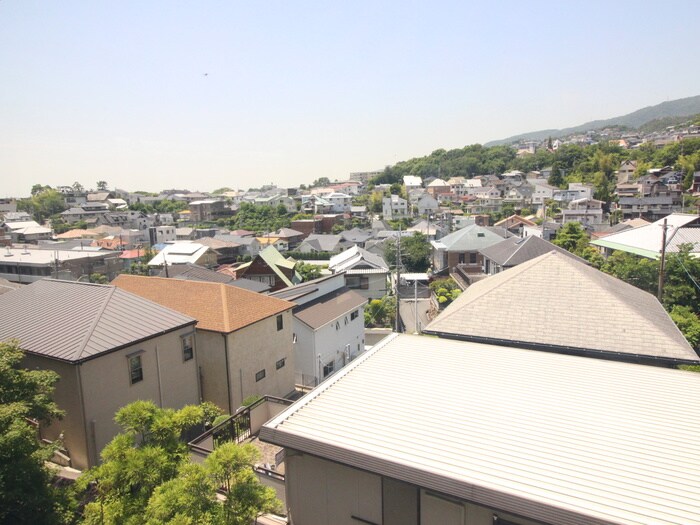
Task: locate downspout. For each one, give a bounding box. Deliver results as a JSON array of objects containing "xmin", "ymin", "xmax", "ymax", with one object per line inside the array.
[{"xmin": 222, "ymin": 334, "xmax": 233, "ymax": 415}]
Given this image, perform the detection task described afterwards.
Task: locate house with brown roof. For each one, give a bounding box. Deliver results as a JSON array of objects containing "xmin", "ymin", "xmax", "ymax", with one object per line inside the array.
[
  {"xmin": 112, "ymin": 275, "xmax": 296, "ymax": 413},
  {"xmin": 0, "ymin": 280, "xmax": 199, "ymax": 469}
]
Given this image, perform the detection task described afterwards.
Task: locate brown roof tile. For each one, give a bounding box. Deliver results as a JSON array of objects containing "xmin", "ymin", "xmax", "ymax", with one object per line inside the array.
[{"xmin": 112, "ymin": 275, "xmax": 293, "ymax": 333}]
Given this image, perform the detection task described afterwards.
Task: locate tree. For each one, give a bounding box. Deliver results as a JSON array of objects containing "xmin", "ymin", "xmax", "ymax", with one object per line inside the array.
[
  {"xmin": 72, "ymin": 181, "xmax": 85, "ymax": 193},
  {"xmin": 96, "ymin": 180, "xmax": 109, "ymax": 191},
  {"xmin": 77, "ymin": 400, "xmax": 276, "ymax": 525},
  {"xmin": 0, "ymin": 341, "xmax": 66, "ymax": 525},
  {"xmin": 20, "ymin": 189, "xmax": 68, "ymax": 223},
  {"xmin": 311, "ymin": 177, "xmax": 330, "ymax": 188},
  {"xmin": 384, "ymin": 232, "xmax": 431, "ymax": 272},
  {"xmin": 31, "ymin": 183, "xmax": 52, "ymax": 195},
  {"xmin": 364, "ymin": 295, "xmax": 396, "ymax": 327},
  {"xmin": 670, "ymin": 306, "xmax": 700, "ymax": 349},
  {"xmin": 296, "ymin": 263, "xmax": 322, "ymax": 282},
  {"xmin": 552, "ymin": 222, "xmax": 587, "ymax": 253},
  {"xmin": 89, "ymin": 273, "xmax": 108, "ymax": 284}
]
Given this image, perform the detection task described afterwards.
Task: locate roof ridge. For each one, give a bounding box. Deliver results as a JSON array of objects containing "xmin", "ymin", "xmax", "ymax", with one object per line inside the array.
[
  {"xmin": 220, "ymin": 283, "xmax": 231, "ymax": 332},
  {"xmin": 74, "ymin": 284, "xmax": 115, "ymax": 361},
  {"xmin": 501, "ymin": 236, "xmax": 530, "ymax": 267}
]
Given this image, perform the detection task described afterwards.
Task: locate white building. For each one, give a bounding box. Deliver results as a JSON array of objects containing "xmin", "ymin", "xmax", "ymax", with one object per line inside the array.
[
  {"xmin": 402, "ymin": 175, "xmax": 422, "ymax": 190},
  {"xmin": 382, "ymin": 195, "xmax": 409, "ymax": 219}
]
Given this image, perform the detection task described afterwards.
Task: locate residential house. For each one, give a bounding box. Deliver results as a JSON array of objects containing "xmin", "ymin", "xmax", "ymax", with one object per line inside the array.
[
  {"xmin": 254, "ymin": 194, "xmax": 297, "ymax": 213},
  {"xmin": 1, "ymin": 220, "xmax": 52, "ymax": 243},
  {"xmin": 340, "ymin": 228, "xmax": 373, "ymax": 248},
  {"xmin": 553, "ymin": 183, "xmax": 593, "ymax": 203},
  {"xmin": 480, "ymin": 235, "xmax": 584, "ymax": 275},
  {"xmin": 617, "ymin": 160, "xmax": 638, "ymax": 184},
  {"xmin": 425, "ymin": 251, "xmax": 699, "ymax": 364},
  {"xmin": 561, "ymin": 198, "xmax": 605, "ymax": 225},
  {"xmin": 382, "ymin": 195, "xmax": 410, "ymax": 219},
  {"xmin": 416, "ymin": 193, "xmax": 439, "ymax": 216},
  {"xmin": 502, "ymin": 184, "xmax": 533, "ymax": 208},
  {"xmin": 188, "ymin": 199, "xmax": 229, "ymax": 222},
  {"xmin": 426, "ymin": 178, "xmax": 451, "ymax": 197},
  {"xmin": 270, "ymin": 273, "xmax": 367, "ymax": 389},
  {"xmin": 431, "ymin": 224, "xmax": 509, "ymax": 273},
  {"xmin": 274, "ymin": 228, "xmax": 306, "ymax": 250},
  {"xmin": 407, "ymin": 219, "xmax": 444, "ymax": 240},
  {"xmin": 0, "ymin": 247, "xmax": 122, "ymax": 284},
  {"xmin": 148, "ymin": 242, "xmax": 218, "ymax": 269},
  {"xmin": 162, "ymin": 263, "xmax": 271, "ymax": 293},
  {"xmin": 531, "ymin": 181, "xmax": 557, "ymax": 207},
  {"xmin": 291, "ymin": 218, "xmax": 323, "ymax": 238},
  {"xmin": 447, "ymin": 177, "xmax": 466, "ymax": 196},
  {"xmin": 176, "ymin": 227, "xmax": 196, "ymax": 240},
  {"xmin": 194, "ymin": 237, "xmax": 242, "ymax": 265},
  {"xmin": 349, "ymin": 170, "xmax": 382, "ymax": 184},
  {"xmin": 493, "ymin": 214, "xmax": 537, "ymax": 236},
  {"xmin": 261, "ymin": 332, "xmax": 700, "ymax": 525},
  {"xmin": 349, "ymin": 205, "xmax": 367, "ymax": 219},
  {"xmin": 216, "ymin": 233, "xmax": 261, "ymax": 258},
  {"xmin": 402, "ymin": 175, "xmax": 422, "ymax": 190},
  {"xmin": 256, "ymin": 236, "xmax": 289, "ymax": 253},
  {"xmin": 324, "ymin": 192, "xmax": 352, "ymax": 213},
  {"xmin": 618, "ymin": 196, "xmax": 674, "ymax": 221},
  {"xmin": 0, "ymin": 279, "xmax": 199, "ymax": 469},
  {"xmin": 297, "ymin": 234, "xmax": 349, "ymax": 254},
  {"xmin": 234, "ymin": 245, "xmax": 301, "ymax": 291},
  {"xmin": 590, "ymin": 213, "xmax": 700, "ymax": 258},
  {"xmin": 328, "ymin": 246, "xmax": 390, "ymax": 300},
  {"xmin": 113, "ymin": 275, "xmax": 296, "ymax": 413}
]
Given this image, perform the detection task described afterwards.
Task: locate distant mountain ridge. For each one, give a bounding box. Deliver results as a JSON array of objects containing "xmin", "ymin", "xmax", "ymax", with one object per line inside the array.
[{"xmin": 485, "ymin": 95, "xmax": 700, "ymax": 146}]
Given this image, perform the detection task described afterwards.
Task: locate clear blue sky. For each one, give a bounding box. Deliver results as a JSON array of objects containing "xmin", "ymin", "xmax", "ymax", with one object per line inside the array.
[{"xmin": 2, "ymin": 1, "xmax": 699, "ymax": 197}]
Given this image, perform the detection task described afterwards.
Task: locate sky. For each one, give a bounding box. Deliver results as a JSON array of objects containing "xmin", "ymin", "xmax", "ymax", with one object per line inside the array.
[{"xmin": 2, "ymin": 1, "xmax": 700, "ymax": 198}]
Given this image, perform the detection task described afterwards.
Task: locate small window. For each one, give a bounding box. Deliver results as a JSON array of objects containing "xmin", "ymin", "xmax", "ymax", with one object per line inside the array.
[
  {"xmin": 336, "ymin": 321, "xmax": 340, "ymax": 330},
  {"xmin": 276, "ymin": 358, "xmax": 286, "ymax": 370},
  {"xmin": 292, "ymin": 333, "xmax": 297, "ymax": 344},
  {"xmin": 182, "ymin": 334, "xmax": 194, "ymax": 361},
  {"xmin": 255, "ymin": 369, "xmax": 266, "ymax": 382},
  {"xmin": 276, "ymin": 314, "xmax": 283, "ymax": 331},
  {"xmin": 129, "ymin": 355, "xmax": 143, "ymax": 384},
  {"xmin": 323, "ymin": 361, "xmax": 335, "ymax": 378},
  {"xmin": 345, "ymin": 316, "xmax": 348, "ymax": 325},
  {"xmin": 351, "ymin": 310, "xmax": 359, "ymax": 321}
]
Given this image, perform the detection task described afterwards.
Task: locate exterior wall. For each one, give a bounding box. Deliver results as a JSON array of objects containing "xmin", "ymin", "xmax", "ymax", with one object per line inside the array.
[
  {"xmin": 448, "ymin": 251, "xmax": 483, "ymax": 273},
  {"xmin": 195, "ymin": 330, "xmax": 230, "ymax": 412},
  {"xmin": 78, "ymin": 325, "xmax": 200, "ymax": 468},
  {"xmin": 226, "ymin": 310, "xmax": 295, "ymax": 410},
  {"xmin": 346, "ymin": 273, "xmax": 389, "ymax": 300},
  {"xmin": 283, "ymin": 452, "xmax": 543, "ymax": 525},
  {"xmin": 22, "ymin": 355, "xmax": 88, "ymax": 470},
  {"xmin": 293, "ymin": 304, "xmax": 365, "ymax": 387}
]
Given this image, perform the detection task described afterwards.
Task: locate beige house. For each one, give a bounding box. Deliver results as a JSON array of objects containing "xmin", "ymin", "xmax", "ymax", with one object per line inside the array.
[
  {"xmin": 112, "ymin": 275, "xmax": 296, "ymax": 413},
  {"xmin": 262, "ymin": 333, "xmax": 700, "ymax": 525},
  {"xmin": 0, "ymin": 279, "xmax": 199, "ymax": 470}
]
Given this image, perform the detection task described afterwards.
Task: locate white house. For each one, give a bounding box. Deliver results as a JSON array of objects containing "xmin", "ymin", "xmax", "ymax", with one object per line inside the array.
[
  {"xmin": 271, "ymin": 273, "xmax": 367, "ymax": 389},
  {"xmin": 328, "ymin": 245, "xmax": 390, "ymax": 300},
  {"xmin": 402, "ymin": 175, "xmax": 422, "ymax": 190},
  {"xmin": 382, "ymin": 195, "xmax": 409, "ymax": 220}
]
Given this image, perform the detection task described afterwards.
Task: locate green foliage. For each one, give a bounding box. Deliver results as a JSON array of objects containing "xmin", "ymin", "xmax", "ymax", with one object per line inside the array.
[
  {"xmin": 241, "ymin": 395, "xmax": 262, "ymax": 407},
  {"xmin": 0, "ymin": 341, "xmax": 65, "ymax": 524},
  {"xmin": 384, "ymin": 232, "xmax": 431, "ymax": 272},
  {"xmin": 311, "ymin": 177, "xmax": 331, "ymax": 188},
  {"xmin": 429, "ymin": 278, "xmax": 460, "ymax": 307},
  {"xmin": 96, "ymin": 181, "xmax": 109, "ymax": 191},
  {"xmin": 52, "ymin": 219, "xmax": 88, "ymax": 234},
  {"xmin": 77, "ymin": 400, "xmax": 272, "ymax": 525},
  {"xmin": 296, "ymin": 262, "xmax": 323, "ymax": 282},
  {"xmin": 225, "ymin": 203, "xmax": 291, "ymax": 234},
  {"xmin": 364, "ymin": 295, "xmax": 396, "ymax": 328},
  {"xmin": 287, "ymin": 251, "xmax": 334, "ymax": 260},
  {"xmin": 89, "ymin": 273, "xmax": 108, "ymax": 284},
  {"xmin": 18, "ymin": 188, "xmax": 68, "ymax": 223},
  {"xmin": 129, "ymin": 199, "xmax": 189, "ymax": 214},
  {"xmin": 669, "ymin": 306, "xmax": 700, "ymax": 349},
  {"xmin": 211, "ymin": 187, "xmax": 234, "ymax": 195}
]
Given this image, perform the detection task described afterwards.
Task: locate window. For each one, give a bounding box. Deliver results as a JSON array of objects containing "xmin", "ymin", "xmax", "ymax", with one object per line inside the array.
[
  {"xmin": 182, "ymin": 334, "xmax": 194, "ymax": 361},
  {"xmin": 276, "ymin": 314, "xmax": 283, "ymax": 331},
  {"xmin": 129, "ymin": 355, "xmax": 143, "ymax": 384},
  {"xmin": 276, "ymin": 358, "xmax": 286, "ymax": 370},
  {"xmin": 336, "ymin": 321, "xmax": 340, "ymax": 330},
  {"xmin": 469, "ymin": 252, "xmax": 478, "ymax": 264},
  {"xmin": 351, "ymin": 310, "xmax": 359, "ymax": 321},
  {"xmin": 292, "ymin": 333, "xmax": 297, "ymax": 344},
  {"xmin": 255, "ymin": 369, "xmax": 266, "ymax": 382},
  {"xmin": 323, "ymin": 361, "xmax": 335, "ymax": 378},
  {"xmin": 344, "ymin": 316, "xmax": 348, "ymax": 325}
]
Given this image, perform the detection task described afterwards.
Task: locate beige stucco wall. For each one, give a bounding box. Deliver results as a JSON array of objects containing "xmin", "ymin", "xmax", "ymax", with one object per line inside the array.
[
  {"xmin": 227, "ymin": 310, "xmax": 295, "ymax": 410},
  {"xmin": 195, "ymin": 330, "xmax": 230, "ymax": 412},
  {"xmin": 22, "ymin": 354, "xmax": 88, "ymax": 470}
]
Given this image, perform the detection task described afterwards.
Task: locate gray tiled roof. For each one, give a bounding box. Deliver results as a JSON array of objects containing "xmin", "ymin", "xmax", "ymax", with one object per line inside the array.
[
  {"xmin": 0, "ymin": 279, "xmax": 195, "ymax": 363},
  {"xmin": 424, "ymin": 251, "xmax": 698, "ymax": 362},
  {"xmin": 479, "ymin": 235, "xmax": 586, "ymax": 267},
  {"xmin": 437, "ymin": 224, "xmax": 509, "ymax": 252}
]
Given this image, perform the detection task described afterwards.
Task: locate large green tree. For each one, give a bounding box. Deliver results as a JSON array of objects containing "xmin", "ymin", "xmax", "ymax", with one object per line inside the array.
[
  {"xmin": 384, "ymin": 232, "xmax": 431, "ymax": 272},
  {"xmin": 0, "ymin": 341, "xmax": 66, "ymax": 525}
]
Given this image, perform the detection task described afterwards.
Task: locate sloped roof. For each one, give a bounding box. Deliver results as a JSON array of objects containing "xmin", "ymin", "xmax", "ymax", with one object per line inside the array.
[
  {"xmin": 299, "ymin": 234, "xmax": 344, "ymax": 252},
  {"xmin": 148, "ymin": 242, "xmax": 212, "ymax": 266},
  {"xmin": 112, "ymin": 275, "xmax": 292, "ymax": 333},
  {"xmin": 479, "ymin": 235, "xmax": 585, "ymax": 267},
  {"xmin": 425, "ymin": 251, "xmax": 698, "ymax": 362},
  {"xmin": 294, "ymin": 288, "xmax": 367, "ymax": 329},
  {"xmin": 262, "ymin": 333, "xmax": 700, "ymax": 525},
  {"xmin": 494, "ymin": 214, "xmax": 537, "ymax": 228},
  {"xmin": 328, "ymin": 245, "xmax": 389, "ymax": 273},
  {"xmin": 0, "ymin": 278, "xmax": 21, "ymax": 295},
  {"xmin": 275, "ymin": 227, "xmax": 304, "ymax": 238},
  {"xmin": 0, "ymin": 279, "xmax": 195, "ymax": 363},
  {"xmin": 432, "ymin": 224, "xmax": 508, "ymax": 252},
  {"xmin": 163, "ymin": 263, "xmax": 271, "ymax": 292},
  {"xmin": 590, "ymin": 213, "xmax": 700, "ymax": 258}
]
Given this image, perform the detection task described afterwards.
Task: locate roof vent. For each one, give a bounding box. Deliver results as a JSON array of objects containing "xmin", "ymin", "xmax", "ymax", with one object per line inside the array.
[{"xmin": 477, "ymin": 232, "xmax": 485, "ymax": 237}]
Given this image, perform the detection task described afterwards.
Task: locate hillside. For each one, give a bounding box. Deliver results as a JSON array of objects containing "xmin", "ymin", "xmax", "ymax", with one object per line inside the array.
[{"xmin": 485, "ymin": 95, "xmax": 700, "ymax": 146}]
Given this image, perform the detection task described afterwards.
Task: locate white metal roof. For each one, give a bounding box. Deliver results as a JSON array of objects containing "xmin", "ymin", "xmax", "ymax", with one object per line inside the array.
[{"xmin": 262, "ymin": 334, "xmax": 700, "ymax": 525}]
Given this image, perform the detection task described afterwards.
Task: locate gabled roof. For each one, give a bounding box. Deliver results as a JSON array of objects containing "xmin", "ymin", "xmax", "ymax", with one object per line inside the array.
[
  {"xmin": 340, "ymin": 228, "xmax": 373, "ymax": 243},
  {"xmin": 162, "ymin": 263, "xmax": 271, "ymax": 292},
  {"xmin": 494, "ymin": 214, "xmax": 537, "ymax": 228},
  {"xmin": 479, "ymin": 235, "xmax": 585, "ymax": 267},
  {"xmin": 328, "ymin": 245, "xmax": 389, "ymax": 273},
  {"xmin": 0, "ymin": 280, "xmax": 195, "ymax": 363},
  {"xmin": 293, "ymin": 288, "xmax": 367, "ymax": 330},
  {"xmin": 425, "ymin": 251, "xmax": 698, "ymax": 363},
  {"xmin": 275, "ymin": 227, "xmax": 304, "ymax": 238},
  {"xmin": 112, "ymin": 275, "xmax": 291, "ymax": 333},
  {"xmin": 590, "ymin": 213, "xmax": 700, "ymax": 258},
  {"xmin": 262, "ymin": 333, "xmax": 700, "ymax": 525},
  {"xmin": 432, "ymin": 224, "xmax": 508, "ymax": 252},
  {"xmin": 299, "ymin": 234, "xmax": 344, "ymax": 252},
  {"xmin": 148, "ymin": 242, "xmax": 212, "ymax": 266}
]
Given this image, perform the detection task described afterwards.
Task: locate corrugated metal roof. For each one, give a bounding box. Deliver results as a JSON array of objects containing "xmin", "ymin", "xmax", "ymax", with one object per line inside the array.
[
  {"xmin": 424, "ymin": 251, "xmax": 698, "ymax": 362},
  {"xmin": 0, "ymin": 279, "xmax": 195, "ymax": 363},
  {"xmin": 112, "ymin": 275, "xmax": 292, "ymax": 333},
  {"xmin": 261, "ymin": 334, "xmax": 700, "ymax": 525}
]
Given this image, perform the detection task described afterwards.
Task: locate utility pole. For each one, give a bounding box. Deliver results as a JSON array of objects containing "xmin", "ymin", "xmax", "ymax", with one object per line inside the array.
[
  {"xmin": 395, "ymin": 225, "xmax": 401, "ymax": 333},
  {"xmin": 657, "ymin": 218, "xmax": 668, "ymax": 301}
]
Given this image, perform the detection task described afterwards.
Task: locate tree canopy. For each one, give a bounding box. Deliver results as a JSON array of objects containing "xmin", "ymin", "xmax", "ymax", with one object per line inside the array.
[{"xmin": 384, "ymin": 232, "xmax": 432, "ymax": 272}]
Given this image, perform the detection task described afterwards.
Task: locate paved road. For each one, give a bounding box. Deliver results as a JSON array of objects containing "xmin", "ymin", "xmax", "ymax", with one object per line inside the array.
[{"xmin": 399, "ymin": 299, "xmax": 432, "ymax": 334}]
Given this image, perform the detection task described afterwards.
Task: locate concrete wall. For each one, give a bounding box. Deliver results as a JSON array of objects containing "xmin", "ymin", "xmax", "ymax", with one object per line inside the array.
[
  {"xmin": 227, "ymin": 310, "xmax": 295, "ymax": 410},
  {"xmin": 196, "ymin": 330, "xmax": 231, "ymax": 412}
]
